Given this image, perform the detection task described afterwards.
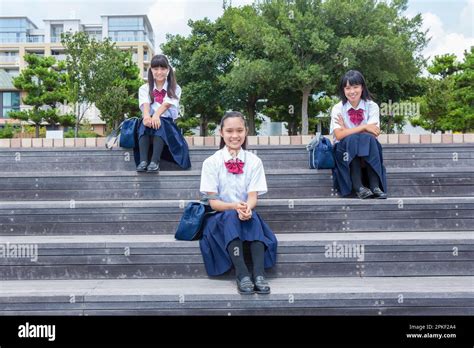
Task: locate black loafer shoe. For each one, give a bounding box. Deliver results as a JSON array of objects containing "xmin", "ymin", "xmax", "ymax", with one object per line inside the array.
[
  {"xmin": 356, "ymin": 187, "xmax": 374, "ymax": 199},
  {"xmin": 136, "ymin": 161, "xmax": 148, "ymax": 172},
  {"xmin": 146, "ymin": 161, "xmax": 160, "ymax": 172},
  {"xmin": 372, "ymin": 187, "xmax": 387, "ymax": 199},
  {"xmin": 253, "ymin": 275, "xmax": 271, "ymax": 294},
  {"xmin": 237, "ymin": 276, "xmax": 255, "ymax": 295}
]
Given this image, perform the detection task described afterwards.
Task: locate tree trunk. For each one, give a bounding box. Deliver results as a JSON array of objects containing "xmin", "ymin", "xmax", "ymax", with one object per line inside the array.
[
  {"xmin": 246, "ymin": 97, "xmax": 257, "ymax": 136},
  {"xmin": 75, "ymin": 102, "xmax": 79, "ymax": 138},
  {"xmin": 301, "ymin": 86, "xmax": 311, "ymax": 135},
  {"xmin": 35, "ymin": 125, "xmax": 40, "ymax": 138},
  {"xmin": 287, "ymin": 119, "xmax": 297, "ymax": 135},
  {"xmin": 200, "ymin": 117, "xmax": 208, "ymax": 137},
  {"xmin": 387, "ymin": 113, "xmax": 393, "ymax": 134}
]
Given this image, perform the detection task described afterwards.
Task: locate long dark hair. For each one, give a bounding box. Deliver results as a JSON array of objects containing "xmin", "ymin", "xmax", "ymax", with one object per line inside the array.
[
  {"xmin": 338, "ymin": 70, "xmax": 373, "ymax": 104},
  {"xmin": 219, "ymin": 111, "xmax": 248, "ymax": 150},
  {"xmin": 148, "ymin": 54, "xmax": 178, "ymax": 103}
]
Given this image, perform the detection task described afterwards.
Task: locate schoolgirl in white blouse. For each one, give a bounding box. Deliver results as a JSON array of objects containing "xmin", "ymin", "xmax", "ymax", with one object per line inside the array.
[
  {"xmin": 330, "ymin": 70, "xmax": 387, "ymax": 199},
  {"xmin": 136, "ymin": 54, "xmax": 190, "ymax": 172},
  {"xmin": 199, "ymin": 111, "xmax": 278, "ymax": 295}
]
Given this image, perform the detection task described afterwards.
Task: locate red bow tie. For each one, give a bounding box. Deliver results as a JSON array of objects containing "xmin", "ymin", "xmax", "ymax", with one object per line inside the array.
[
  {"xmin": 348, "ymin": 108, "xmax": 364, "ymax": 126},
  {"xmin": 225, "ymin": 158, "xmax": 245, "ymax": 174},
  {"xmin": 153, "ymin": 89, "xmax": 166, "ymax": 104}
]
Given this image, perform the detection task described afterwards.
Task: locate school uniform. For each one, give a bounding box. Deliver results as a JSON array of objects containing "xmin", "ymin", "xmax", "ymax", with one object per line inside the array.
[
  {"xmin": 134, "ymin": 81, "xmax": 191, "ymax": 169},
  {"xmin": 199, "ymin": 147, "xmax": 278, "ymax": 276},
  {"xmin": 329, "ymin": 99, "xmax": 387, "ymax": 196}
]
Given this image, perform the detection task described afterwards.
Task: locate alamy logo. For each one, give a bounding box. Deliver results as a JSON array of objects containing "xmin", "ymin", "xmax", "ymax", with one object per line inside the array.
[
  {"xmin": 324, "ymin": 241, "xmax": 365, "ymax": 261},
  {"xmin": 18, "ymin": 322, "xmax": 56, "ymax": 341},
  {"xmin": 0, "ymin": 243, "xmax": 38, "ymax": 262}
]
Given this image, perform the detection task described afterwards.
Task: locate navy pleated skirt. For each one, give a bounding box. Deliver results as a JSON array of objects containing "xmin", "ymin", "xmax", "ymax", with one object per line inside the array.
[
  {"xmin": 333, "ymin": 133, "xmax": 388, "ymax": 196},
  {"xmin": 133, "ymin": 116, "xmax": 191, "ymax": 169},
  {"xmin": 199, "ymin": 210, "xmax": 278, "ymax": 276}
]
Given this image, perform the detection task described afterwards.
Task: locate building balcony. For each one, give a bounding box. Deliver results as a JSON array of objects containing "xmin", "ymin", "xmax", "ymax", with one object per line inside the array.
[
  {"xmin": 109, "ymin": 35, "xmax": 154, "ymax": 48},
  {"xmin": 27, "ymin": 36, "xmax": 45, "ymax": 43},
  {"xmin": 0, "ymin": 37, "xmax": 45, "ymax": 43},
  {"xmin": 0, "ymin": 56, "xmax": 20, "ymax": 64}
]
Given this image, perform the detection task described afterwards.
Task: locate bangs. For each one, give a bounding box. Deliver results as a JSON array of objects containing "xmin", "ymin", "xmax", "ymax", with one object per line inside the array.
[
  {"xmin": 342, "ymin": 71, "xmax": 365, "ymax": 87},
  {"xmin": 150, "ymin": 55, "xmax": 169, "ymax": 68}
]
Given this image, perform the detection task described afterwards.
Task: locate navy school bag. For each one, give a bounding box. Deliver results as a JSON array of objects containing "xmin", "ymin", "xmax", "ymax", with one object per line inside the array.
[
  {"xmin": 307, "ymin": 133, "xmax": 335, "ymax": 169},
  {"xmin": 105, "ymin": 117, "xmax": 140, "ymax": 149},
  {"xmin": 175, "ymin": 195, "xmax": 219, "ymax": 241}
]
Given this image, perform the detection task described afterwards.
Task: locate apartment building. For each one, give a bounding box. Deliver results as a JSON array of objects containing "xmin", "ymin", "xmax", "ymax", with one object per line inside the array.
[{"xmin": 0, "ymin": 15, "xmax": 155, "ymax": 135}]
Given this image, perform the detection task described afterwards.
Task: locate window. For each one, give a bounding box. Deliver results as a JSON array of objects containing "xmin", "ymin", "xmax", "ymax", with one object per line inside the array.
[
  {"xmin": 2, "ymin": 92, "xmax": 20, "ymax": 118},
  {"xmin": 0, "ymin": 18, "xmax": 29, "ymax": 43},
  {"xmin": 108, "ymin": 17, "xmax": 143, "ymax": 31},
  {"xmin": 5, "ymin": 69, "xmax": 20, "ymax": 77},
  {"xmin": 51, "ymin": 24, "xmax": 64, "ymax": 42}
]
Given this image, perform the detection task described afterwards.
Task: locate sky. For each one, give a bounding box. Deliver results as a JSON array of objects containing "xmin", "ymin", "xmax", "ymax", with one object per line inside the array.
[{"xmin": 0, "ymin": 0, "xmax": 472, "ymax": 62}]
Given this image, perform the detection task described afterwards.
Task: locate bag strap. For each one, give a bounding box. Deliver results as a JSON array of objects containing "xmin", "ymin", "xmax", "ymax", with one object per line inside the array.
[
  {"xmin": 105, "ymin": 126, "xmax": 121, "ymax": 150},
  {"xmin": 306, "ymin": 132, "xmax": 322, "ymax": 151},
  {"xmin": 105, "ymin": 117, "xmax": 141, "ymax": 150}
]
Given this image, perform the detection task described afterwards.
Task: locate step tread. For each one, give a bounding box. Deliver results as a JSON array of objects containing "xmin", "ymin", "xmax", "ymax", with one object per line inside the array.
[
  {"xmin": 1, "ymin": 276, "xmax": 472, "ymax": 298},
  {"xmin": 1, "ymin": 196, "xmax": 473, "ymax": 209},
  {"xmin": 1, "ymin": 167, "xmax": 474, "ymax": 178},
  {"xmin": 1, "ymin": 232, "xmax": 472, "ymax": 245}
]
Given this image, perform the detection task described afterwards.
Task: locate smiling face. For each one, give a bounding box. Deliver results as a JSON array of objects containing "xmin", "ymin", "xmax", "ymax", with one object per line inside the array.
[
  {"xmin": 344, "ymin": 82, "xmax": 363, "ymax": 106},
  {"xmin": 220, "ymin": 116, "xmax": 248, "ymax": 152},
  {"xmin": 151, "ymin": 66, "xmax": 169, "ymax": 83}
]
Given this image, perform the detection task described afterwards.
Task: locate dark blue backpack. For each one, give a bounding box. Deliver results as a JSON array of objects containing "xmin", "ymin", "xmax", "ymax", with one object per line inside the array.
[
  {"xmin": 307, "ymin": 134, "xmax": 335, "ymax": 169},
  {"xmin": 175, "ymin": 203, "xmax": 209, "ymax": 241},
  {"xmin": 105, "ymin": 117, "xmax": 139, "ymax": 149},
  {"xmin": 175, "ymin": 195, "xmax": 218, "ymax": 241},
  {"xmin": 119, "ymin": 117, "xmax": 139, "ymax": 148}
]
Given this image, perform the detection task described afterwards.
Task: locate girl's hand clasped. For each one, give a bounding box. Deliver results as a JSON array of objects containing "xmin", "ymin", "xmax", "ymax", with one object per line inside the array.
[
  {"xmin": 143, "ymin": 115, "xmax": 161, "ymax": 129},
  {"xmin": 150, "ymin": 116, "xmax": 161, "ymax": 129},
  {"xmin": 235, "ymin": 202, "xmax": 252, "ymax": 221}
]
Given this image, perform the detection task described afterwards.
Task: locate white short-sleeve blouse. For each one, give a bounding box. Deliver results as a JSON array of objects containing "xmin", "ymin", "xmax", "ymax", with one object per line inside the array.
[
  {"xmin": 200, "ymin": 147, "xmax": 268, "ymax": 203},
  {"xmin": 138, "ymin": 80, "xmax": 182, "ymax": 120}
]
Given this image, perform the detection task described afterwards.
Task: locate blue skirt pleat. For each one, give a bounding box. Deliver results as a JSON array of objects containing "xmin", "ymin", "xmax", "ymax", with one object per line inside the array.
[
  {"xmin": 199, "ymin": 210, "xmax": 278, "ymax": 276},
  {"xmin": 133, "ymin": 117, "xmax": 191, "ymax": 169},
  {"xmin": 332, "ymin": 133, "xmax": 387, "ymax": 196}
]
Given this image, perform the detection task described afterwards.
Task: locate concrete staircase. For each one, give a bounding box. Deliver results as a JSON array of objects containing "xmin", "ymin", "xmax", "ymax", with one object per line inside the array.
[{"xmin": 0, "ymin": 144, "xmax": 473, "ymax": 315}]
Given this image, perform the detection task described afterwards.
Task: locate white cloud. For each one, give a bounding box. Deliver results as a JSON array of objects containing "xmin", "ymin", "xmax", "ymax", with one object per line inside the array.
[
  {"xmin": 422, "ymin": 11, "xmax": 474, "ymax": 62},
  {"xmin": 148, "ymin": 0, "xmax": 255, "ymax": 52},
  {"xmin": 460, "ymin": 0, "xmax": 474, "ymax": 36}
]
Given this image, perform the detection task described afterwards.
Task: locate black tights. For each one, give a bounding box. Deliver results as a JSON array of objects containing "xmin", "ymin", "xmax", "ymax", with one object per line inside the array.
[
  {"xmin": 227, "ymin": 239, "xmax": 265, "ymax": 281},
  {"xmin": 139, "ymin": 135, "xmax": 164, "ymax": 163},
  {"xmin": 350, "ymin": 156, "xmax": 380, "ymax": 191}
]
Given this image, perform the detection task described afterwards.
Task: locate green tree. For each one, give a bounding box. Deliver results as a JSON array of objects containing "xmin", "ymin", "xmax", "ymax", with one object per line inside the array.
[
  {"xmin": 9, "ymin": 54, "xmax": 75, "ymax": 137},
  {"xmin": 162, "ymin": 19, "xmax": 230, "ymax": 136},
  {"xmin": 62, "ymin": 32, "xmax": 142, "ymax": 132},
  {"xmin": 93, "ymin": 50, "xmax": 143, "ymax": 129},
  {"xmin": 446, "ymin": 48, "xmax": 474, "ymax": 132},
  {"xmin": 217, "ymin": 6, "xmax": 284, "ymax": 135},
  {"xmin": 410, "ymin": 50, "xmax": 472, "ymax": 133},
  {"xmin": 256, "ymin": 0, "xmax": 427, "ymax": 134}
]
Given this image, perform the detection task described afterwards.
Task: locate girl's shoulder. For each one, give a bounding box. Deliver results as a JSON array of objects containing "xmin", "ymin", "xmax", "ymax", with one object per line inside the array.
[
  {"xmin": 365, "ymin": 99, "xmax": 380, "ymax": 113},
  {"xmin": 203, "ymin": 148, "xmax": 224, "ymax": 166},
  {"xmin": 243, "ymin": 150, "xmax": 264, "ymax": 171},
  {"xmin": 330, "ymin": 101, "xmax": 344, "ymax": 115},
  {"xmin": 139, "ymin": 83, "xmax": 149, "ymax": 92}
]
